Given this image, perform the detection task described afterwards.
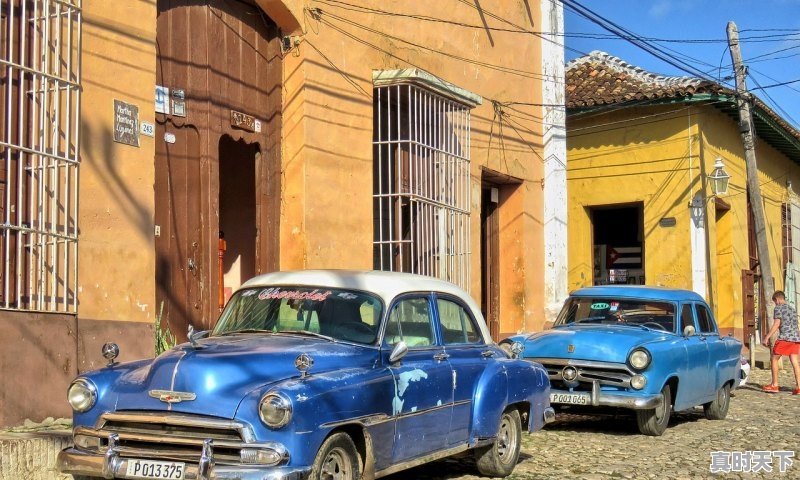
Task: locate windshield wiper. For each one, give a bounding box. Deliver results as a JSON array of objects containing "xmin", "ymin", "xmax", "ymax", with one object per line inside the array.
[
  {"xmin": 218, "ymin": 329, "xmax": 274, "ymax": 336},
  {"xmin": 275, "ymin": 330, "xmax": 336, "ymax": 342}
]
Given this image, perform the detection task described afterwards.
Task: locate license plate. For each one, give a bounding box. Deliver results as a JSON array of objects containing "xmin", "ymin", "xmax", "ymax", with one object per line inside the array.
[
  {"xmin": 125, "ymin": 459, "xmax": 186, "ymax": 480},
  {"xmin": 550, "ymin": 392, "xmax": 590, "ymax": 405}
]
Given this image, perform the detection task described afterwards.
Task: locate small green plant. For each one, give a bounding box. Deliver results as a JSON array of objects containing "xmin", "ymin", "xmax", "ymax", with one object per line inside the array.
[{"xmin": 154, "ymin": 301, "xmax": 177, "ymax": 355}]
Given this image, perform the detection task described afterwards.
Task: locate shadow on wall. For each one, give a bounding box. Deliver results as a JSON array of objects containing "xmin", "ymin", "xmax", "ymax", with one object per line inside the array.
[{"xmin": 0, "ymin": 312, "xmax": 77, "ymax": 426}]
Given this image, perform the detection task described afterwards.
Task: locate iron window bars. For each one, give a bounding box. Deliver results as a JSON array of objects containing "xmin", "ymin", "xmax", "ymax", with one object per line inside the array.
[
  {"xmin": 1, "ymin": 0, "xmax": 81, "ymax": 312},
  {"xmin": 373, "ymin": 82, "xmax": 472, "ymax": 290}
]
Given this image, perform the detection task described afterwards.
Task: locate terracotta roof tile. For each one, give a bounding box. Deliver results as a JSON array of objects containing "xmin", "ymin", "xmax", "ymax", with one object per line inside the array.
[
  {"xmin": 565, "ymin": 50, "xmax": 800, "ymax": 146},
  {"xmin": 565, "ymin": 50, "xmax": 723, "ymax": 109}
]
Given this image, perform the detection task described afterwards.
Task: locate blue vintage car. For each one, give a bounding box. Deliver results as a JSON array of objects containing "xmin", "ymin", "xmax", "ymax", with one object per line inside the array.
[
  {"xmin": 504, "ymin": 286, "xmax": 742, "ymax": 436},
  {"xmin": 58, "ymin": 270, "xmax": 553, "ymax": 480}
]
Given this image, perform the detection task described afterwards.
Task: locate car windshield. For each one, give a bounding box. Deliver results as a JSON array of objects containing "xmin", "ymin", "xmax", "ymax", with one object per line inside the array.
[
  {"xmin": 555, "ymin": 297, "xmax": 676, "ymax": 332},
  {"xmin": 213, "ymin": 286, "xmax": 383, "ymax": 345}
]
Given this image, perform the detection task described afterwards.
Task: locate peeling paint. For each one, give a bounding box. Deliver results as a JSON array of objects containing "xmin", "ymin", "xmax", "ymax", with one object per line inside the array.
[{"xmin": 392, "ymin": 368, "xmax": 428, "ymax": 415}]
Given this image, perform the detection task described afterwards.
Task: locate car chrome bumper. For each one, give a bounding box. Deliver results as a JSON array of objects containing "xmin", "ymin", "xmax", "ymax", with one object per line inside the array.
[
  {"xmin": 550, "ymin": 385, "xmax": 663, "ymax": 410},
  {"xmin": 57, "ymin": 447, "xmax": 311, "ymax": 480}
]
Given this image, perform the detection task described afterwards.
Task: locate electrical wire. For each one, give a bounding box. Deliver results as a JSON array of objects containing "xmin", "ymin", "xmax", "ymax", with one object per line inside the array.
[
  {"xmin": 310, "ymin": 8, "xmax": 557, "ymax": 81},
  {"xmin": 750, "ymin": 78, "xmax": 800, "ymax": 91},
  {"xmin": 560, "ymin": 0, "xmax": 720, "ymax": 82},
  {"xmin": 745, "ymin": 43, "xmax": 800, "ymax": 62},
  {"xmin": 747, "ymin": 74, "xmax": 799, "ymax": 128}
]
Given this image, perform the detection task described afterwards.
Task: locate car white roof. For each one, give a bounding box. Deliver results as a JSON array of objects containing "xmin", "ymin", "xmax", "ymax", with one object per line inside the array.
[{"xmin": 240, "ymin": 269, "xmax": 492, "ymax": 342}]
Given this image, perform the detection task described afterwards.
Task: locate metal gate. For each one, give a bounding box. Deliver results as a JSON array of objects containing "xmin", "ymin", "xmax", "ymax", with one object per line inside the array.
[{"xmin": 0, "ymin": 0, "xmax": 81, "ymax": 312}]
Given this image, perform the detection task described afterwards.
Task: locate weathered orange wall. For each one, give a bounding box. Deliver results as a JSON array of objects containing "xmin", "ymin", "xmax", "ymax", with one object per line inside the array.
[
  {"xmin": 78, "ymin": 2, "xmax": 157, "ymax": 325},
  {"xmin": 280, "ymin": 1, "xmax": 547, "ymax": 333}
]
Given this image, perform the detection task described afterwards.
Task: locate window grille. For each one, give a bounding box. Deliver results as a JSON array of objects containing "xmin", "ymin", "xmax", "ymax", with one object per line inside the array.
[
  {"xmin": 372, "ymin": 83, "xmax": 471, "ymax": 289},
  {"xmin": 0, "ymin": 0, "xmax": 81, "ymax": 312}
]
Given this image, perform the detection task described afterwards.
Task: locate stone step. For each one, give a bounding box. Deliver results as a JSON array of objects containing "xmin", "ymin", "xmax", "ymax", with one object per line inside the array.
[{"xmin": 0, "ymin": 431, "xmax": 71, "ymax": 480}]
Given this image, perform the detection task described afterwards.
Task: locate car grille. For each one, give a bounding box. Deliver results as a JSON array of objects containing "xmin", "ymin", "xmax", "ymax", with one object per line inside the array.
[
  {"xmin": 531, "ymin": 358, "xmax": 634, "ymax": 390},
  {"xmin": 91, "ymin": 412, "xmax": 253, "ymax": 464}
]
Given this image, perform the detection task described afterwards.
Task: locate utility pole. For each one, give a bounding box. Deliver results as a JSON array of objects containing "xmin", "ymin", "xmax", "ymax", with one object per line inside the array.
[{"xmin": 727, "ymin": 22, "xmax": 776, "ymax": 336}]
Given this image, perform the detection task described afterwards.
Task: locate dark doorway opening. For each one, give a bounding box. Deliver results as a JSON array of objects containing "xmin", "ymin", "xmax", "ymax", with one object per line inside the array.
[
  {"xmin": 219, "ymin": 136, "xmax": 259, "ymax": 309},
  {"xmin": 591, "ymin": 204, "xmax": 644, "ymax": 285}
]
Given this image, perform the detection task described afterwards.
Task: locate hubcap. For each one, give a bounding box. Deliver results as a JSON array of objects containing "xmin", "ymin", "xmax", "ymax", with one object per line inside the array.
[
  {"xmin": 321, "ymin": 447, "xmax": 351, "ymax": 480},
  {"xmin": 719, "ymin": 387, "xmax": 728, "ymax": 408},
  {"xmin": 496, "ymin": 414, "xmax": 518, "ymax": 464}
]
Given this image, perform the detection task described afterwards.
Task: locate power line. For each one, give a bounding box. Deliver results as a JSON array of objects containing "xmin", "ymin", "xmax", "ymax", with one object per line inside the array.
[
  {"xmin": 748, "ymin": 74, "xmax": 799, "ymax": 128},
  {"xmin": 309, "ymin": 7, "xmax": 566, "ymax": 83},
  {"xmin": 560, "ymin": 0, "xmax": 719, "ymax": 82},
  {"xmin": 745, "ymin": 43, "xmax": 800, "ymax": 62},
  {"xmin": 750, "ymin": 77, "xmax": 800, "ymax": 91}
]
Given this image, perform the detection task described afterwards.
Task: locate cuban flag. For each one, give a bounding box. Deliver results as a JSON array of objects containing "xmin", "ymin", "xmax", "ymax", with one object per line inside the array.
[{"xmin": 607, "ymin": 246, "xmax": 642, "ymax": 269}]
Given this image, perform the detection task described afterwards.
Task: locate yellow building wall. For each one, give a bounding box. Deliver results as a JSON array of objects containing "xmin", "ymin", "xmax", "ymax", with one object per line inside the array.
[
  {"xmin": 699, "ymin": 107, "xmax": 799, "ymax": 337},
  {"xmin": 568, "ymin": 105, "xmax": 701, "ymax": 291},
  {"xmin": 568, "ymin": 103, "xmax": 799, "ymax": 340},
  {"xmin": 78, "ymin": 3, "xmax": 157, "ymax": 327},
  {"xmin": 280, "ymin": 2, "xmax": 547, "ymax": 333}
]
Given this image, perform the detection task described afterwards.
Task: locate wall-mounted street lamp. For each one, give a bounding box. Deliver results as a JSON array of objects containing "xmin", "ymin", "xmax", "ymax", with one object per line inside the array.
[
  {"xmin": 689, "ymin": 157, "xmax": 731, "ymax": 226},
  {"xmin": 708, "ymin": 157, "xmax": 731, "ymax": 197}
]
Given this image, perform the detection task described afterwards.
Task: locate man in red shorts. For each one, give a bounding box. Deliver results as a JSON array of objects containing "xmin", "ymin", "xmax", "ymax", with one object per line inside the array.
[{"xmin": 762, "ymin": 290, "xmax": 800, "ymax": 394}]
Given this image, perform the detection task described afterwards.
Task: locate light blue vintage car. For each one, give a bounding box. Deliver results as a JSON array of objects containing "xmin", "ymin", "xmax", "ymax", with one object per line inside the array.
[
  {"xmin": 504, "ymin": 286, "xmax": 742, "ymax": 436},
  {"xmin": 58, "ymin": 270, "xmax": 553, "ymax": 480}
]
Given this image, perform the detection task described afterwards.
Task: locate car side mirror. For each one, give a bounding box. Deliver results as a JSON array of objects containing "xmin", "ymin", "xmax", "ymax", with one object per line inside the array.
[
  {"xmin": 683, "ymin": 325, "xmax": 696, "ymax": 337},
  {"xmin": 388, "ymin": 341, "xmax": 408, "ymax": 364}
]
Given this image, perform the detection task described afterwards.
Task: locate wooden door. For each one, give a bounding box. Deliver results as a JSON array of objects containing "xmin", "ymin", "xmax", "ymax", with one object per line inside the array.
[
  {"xmin": 481, "ymin": 186, "xmax": 500, "ymax": 341},
  {"xmin": 155, "ymin": 0, "xmax": 281, "ymax": 338},
  {"xmin": 742, "ymin": 269, "xmax": 755, "ymax": 347}
]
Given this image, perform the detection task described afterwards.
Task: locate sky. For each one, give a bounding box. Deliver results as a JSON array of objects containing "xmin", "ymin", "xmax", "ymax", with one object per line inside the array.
[{"xmin": 563, "ymin": 0, "xmax": 800, "ymax": 129}]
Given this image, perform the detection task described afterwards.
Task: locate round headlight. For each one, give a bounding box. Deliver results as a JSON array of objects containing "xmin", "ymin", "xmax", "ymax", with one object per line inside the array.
[
  {"xmin": 630, "ymin": 374, "xmax": 647, "ymax": 390},
  {"xmin": 628, "ymin": 348, "xmax": 651, "ymax": 371},
  {"xmin": 259, "ymin": 392, "xmax": 292, "ymax": 429},
  {"xmin": 67, "ymin": 379, "xmax": 97, "ymax": 412}
]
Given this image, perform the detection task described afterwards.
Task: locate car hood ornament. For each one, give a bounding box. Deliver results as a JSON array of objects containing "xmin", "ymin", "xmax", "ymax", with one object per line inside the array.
[
  {"xmin": 148, "ymin": 390, "xmax": 197, "ymax": 403},
  {"xmin": 568, "ymin": 344, "xmax": 575, "ymax": 353}
]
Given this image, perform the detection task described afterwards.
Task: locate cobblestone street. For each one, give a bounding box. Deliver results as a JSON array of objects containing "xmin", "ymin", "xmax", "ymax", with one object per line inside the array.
[{"xmin": 388, "ymin": 368, "xmax": 800, "ymax": 480}]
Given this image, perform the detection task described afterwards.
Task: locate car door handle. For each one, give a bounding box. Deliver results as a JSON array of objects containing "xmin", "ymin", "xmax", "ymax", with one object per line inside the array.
[
  {"xmin": 433, "ymin": 352, "xmax": 450, "ymax": 362},
  {"xmin": 700, "ymin": 336, "xmax": 707, "ymax": 341},
  {"xmin": 481, "ymin": 350, "xmax": 495, "ymax": 358}
]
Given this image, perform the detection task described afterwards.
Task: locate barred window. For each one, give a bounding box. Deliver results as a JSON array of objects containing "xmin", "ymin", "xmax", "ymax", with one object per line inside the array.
[
  {"xmin": 372, "ymin": 76, "xmax": 474, "ymax": 289},
  {"xmin": 0, "ymin": 0, "xmax": 81, "ymax": 312}
]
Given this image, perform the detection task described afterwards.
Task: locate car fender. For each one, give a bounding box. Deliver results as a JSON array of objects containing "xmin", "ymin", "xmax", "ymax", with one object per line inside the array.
[
  {"xmin": 236, "ymin": 367, "xmax": 396, "ymax": 468},
  {"xmin": 470, "ymin": 357, "xmax": 548, "ymax": 440},
  {"xmin": 72, "ymin": 358, "xmax": 153, "ymax": 427},
  {"xmin": 470, "ymin": 360, "xmax": 508, "ymax": 441}
]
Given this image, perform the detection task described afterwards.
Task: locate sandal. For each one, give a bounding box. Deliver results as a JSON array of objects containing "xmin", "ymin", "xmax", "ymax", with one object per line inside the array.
[
  {"xmin": 762, "ymin": 384, "xmax": 780, "ymax": 393},
  {"xmin": 793, "ymin": 388, "xmax": 800, "ymax": 395}
]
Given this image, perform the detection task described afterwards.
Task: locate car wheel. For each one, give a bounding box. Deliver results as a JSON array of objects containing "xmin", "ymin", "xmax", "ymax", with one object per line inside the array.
[
  {"xmin": 635, "ymin": 384, "xmax": 671, "ymax": 436},
  {"xmin": 703, "ymin": 383, "xmax": 731, "ymax": 420},
  {"xmin": 474, "ymin": 408, "xmax": 522, "ymax": 477},
  {"xmin": 310, "ymin": 432, "xmax": 361, "ymax": 480}
]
